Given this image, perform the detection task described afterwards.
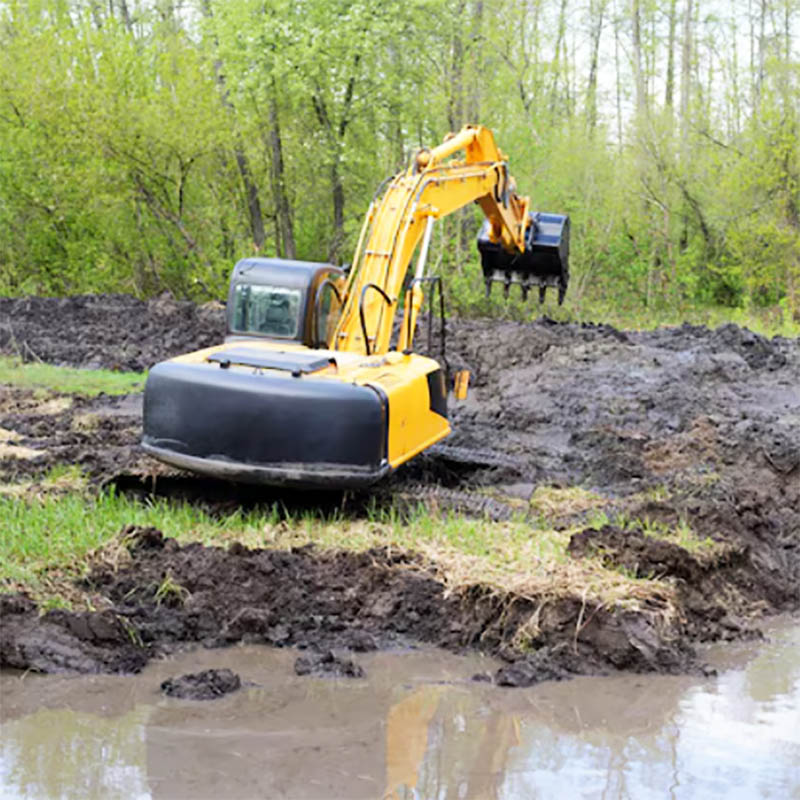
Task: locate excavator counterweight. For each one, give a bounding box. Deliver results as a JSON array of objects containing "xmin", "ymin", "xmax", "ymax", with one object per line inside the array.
[{"xmin": 141, "ymin": 126, "xmax": 570, "ymax": 488}]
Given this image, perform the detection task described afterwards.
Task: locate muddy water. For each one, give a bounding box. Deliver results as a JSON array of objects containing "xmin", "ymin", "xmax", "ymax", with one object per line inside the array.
[{"xmin": 1, "ymin": 622, "xmax": 798, "ymax": 800}]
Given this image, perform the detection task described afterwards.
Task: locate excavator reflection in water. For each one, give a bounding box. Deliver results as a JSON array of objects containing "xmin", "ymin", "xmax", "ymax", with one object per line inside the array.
[
  {"xmin": 142, "ymin": 125, "xmax": 570, "ymax": 489},
  {"xmin": 385, "ymin": 685, "xmax": 522, "ymax": 799}
]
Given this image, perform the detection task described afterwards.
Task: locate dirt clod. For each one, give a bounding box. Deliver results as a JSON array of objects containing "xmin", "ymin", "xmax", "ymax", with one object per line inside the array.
[
  {"xmin": 160, "ymin": 668, "xmax": 241, "ymax": 700},
  {"xmin": 294, "ymin": 651, "xmax": 366, "ymax": 679}
]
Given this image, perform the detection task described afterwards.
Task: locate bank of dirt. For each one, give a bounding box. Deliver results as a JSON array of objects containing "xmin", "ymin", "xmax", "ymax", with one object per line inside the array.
[{"xmin": 1, "ymin": 294, "xmax": 799, "ymax": 684}]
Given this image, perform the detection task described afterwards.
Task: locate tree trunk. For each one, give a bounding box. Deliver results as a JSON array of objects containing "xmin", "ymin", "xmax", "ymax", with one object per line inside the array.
[
  {"xmin": 117, "ymin": 0, "xmax": 134, "ymax": 33},
  {"xmin": 755, "ymin": 0, "xmax": 766, "ymax": 109},
  {"xmin": 549, "ymin": 0, "xmax": 569, "ymax": 116},
  {"xmin": 234, "ymin": 150, "xmax": 266, "ymax": 251},
  {"xmin": 665, "ymin": 0, "xmax": 677, "ymax": 110},
  {"xmin": 680, "ymin": 0, "xmax": 694, "ymax": 146},
  {"xmin": 587, "ymin": 0, "xmax": 606, "ymax": 131},
  {"xmin": 632, "ymin": 0, "xmax": 646, "ymax": 116},
  {"xmin": 448, "ymin": 3, "xmax": 465, "ymax": 131},
  {"xmin": 614, "ymin": 0, "xmax": 623, "ymax": 147},
  {"xmin": 268, "ymin": 90, "xmax": 295, "ymax": 259},
  {"xmin": 200, "ymin": 1, "xmax": 266, "ymax": 252}
]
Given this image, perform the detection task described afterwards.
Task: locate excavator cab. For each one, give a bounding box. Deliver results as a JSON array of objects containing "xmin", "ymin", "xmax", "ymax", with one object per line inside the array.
[{"xmin": 225, "ymin": 258, "xmax": 344, "ymax": 347}]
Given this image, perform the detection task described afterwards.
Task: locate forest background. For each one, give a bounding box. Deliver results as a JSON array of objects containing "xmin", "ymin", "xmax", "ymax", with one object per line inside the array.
[{"xmin": 0, "ymin": 0, "xmax": 798, "ymax": 331}]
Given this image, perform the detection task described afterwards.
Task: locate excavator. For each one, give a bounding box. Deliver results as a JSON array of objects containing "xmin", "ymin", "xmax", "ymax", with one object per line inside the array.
[{"xmin": 141, "ymin": 125, "xmax": 569, "ymax": 488}]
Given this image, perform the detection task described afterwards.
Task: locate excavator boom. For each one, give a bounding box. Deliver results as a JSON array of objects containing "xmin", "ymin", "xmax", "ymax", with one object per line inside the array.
[{"xmin": 332, "ymin": 125, "xmax": 567, "ymax": 357}]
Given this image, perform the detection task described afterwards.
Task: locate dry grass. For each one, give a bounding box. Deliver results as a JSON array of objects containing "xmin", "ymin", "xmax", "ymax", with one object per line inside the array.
[
  {"xmin": 71, "ymin": 412, "xmax": 101, "ymax": 433},
  {"xmin": 0, "ymin": 465, "xmax": 87, "ymax": 500},
  {"xmin": 529, "ymin": 485, "xmax": 610, "ymax": 519},
  {"xmin": 5, "ymin": 487, "xmax": 691, "ymax": 628},
  {"xmin": 270, "ymin": 514, "xmax": 678, "ymax": 624},
  {"xmin": 0, "ymin": 441, "xmax": 43, "ymax": 460}
]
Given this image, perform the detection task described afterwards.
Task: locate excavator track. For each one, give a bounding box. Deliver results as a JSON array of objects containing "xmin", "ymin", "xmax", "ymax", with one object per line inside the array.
[
  {"xmin": 387, "ymin": 484, "xmax": 518, "ymax": 522},
  {"xmin": 425, "ymin": 443, "xmax": 529, "ymax": 473}
]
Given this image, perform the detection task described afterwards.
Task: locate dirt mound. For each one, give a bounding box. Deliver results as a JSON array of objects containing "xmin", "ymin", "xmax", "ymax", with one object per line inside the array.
[
  {"xmin": 161, "ymin": 668, "xmax": 242, "ymax": 700},
  {"xmin": 440, "ymin": 315, "xmax": 799, "ymax": 492},
  {"xmin": 1, "ymin": 524, "xmax": 775, "ymax": 682},
  {"xmin": 0, "ymin": 593, "xmax": 148, "ymax": 674},
  {"xmin": 0, "ymin": 387, "xmax": 146, "ymax": 485},
  {"xmin": 567, "ymin": 523, "xmax": 795, "ymax": 643},
  {"xmin": 0, "ymin": 294, "xmax": 225, "ymax": 371},
  {"xmin": 1, "ymin": 295, "xmax": 799, "ymax": 683}
]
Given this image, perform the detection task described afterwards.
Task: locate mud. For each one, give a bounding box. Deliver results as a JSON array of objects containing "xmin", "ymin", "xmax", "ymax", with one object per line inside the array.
[
  {"xmin": 294, "ymin": 651, "xmax": 366, "ymax": 679},
  {"xmin": 0, "ymin": 524, "xmax": 781, "ymax": 683},
  {"xmin": 160, "ymin": 668, "xmax": 241, "ymax": 700},
  {"xmin": 1, "ymin": 294, "xmax": 799, "ymax": 684},
  {"xmin": 0, "ymin": 294, "xmax": 225, "ymax": 371},
  {"xmin": 0, "ymin": 388, "xmax": 149, "ymax": 485}
]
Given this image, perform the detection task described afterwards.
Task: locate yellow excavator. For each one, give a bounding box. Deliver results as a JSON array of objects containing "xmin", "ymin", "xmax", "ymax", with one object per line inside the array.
[{"xmin": 141, "ymin": 125, "xmax": 569, "ymax": 488}]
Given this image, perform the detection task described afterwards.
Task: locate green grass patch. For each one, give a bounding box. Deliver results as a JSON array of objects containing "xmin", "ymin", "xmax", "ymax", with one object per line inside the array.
[
  {"xmin": 447, "ymin": 271, "xmax": 800, "ymax": 338},
  {"xmin": 0, "ymin": 356, "xmax": 146, "ymax": 396},
  {"xmin": 1, "ymin": 490, "xmax": 676, "ymax": 619}
]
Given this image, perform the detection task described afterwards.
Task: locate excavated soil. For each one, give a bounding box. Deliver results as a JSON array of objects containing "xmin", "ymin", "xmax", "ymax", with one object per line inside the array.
[
  {"xmin": 160, "ymin": 668, "xmax": 242, "ymax": 700},
  {"xmin": 1, "ymin": 294, "xmax": 799, "ymax": 684}
]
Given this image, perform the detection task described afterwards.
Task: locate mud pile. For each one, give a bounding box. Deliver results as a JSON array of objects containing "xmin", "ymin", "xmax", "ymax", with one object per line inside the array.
[
  {"xmin": 3, "ymin": 522, "xmax": 793, "ymax": 683},
  {"xmin": 0, "ymin": 294, "xmax": 225, "ymax": 371},
  {"xmin": 440, "ymin": 317, "xmax": 798, "ymax": 492},
  {"xmin": 1, "ymin": 294, "xmax": 799, "ymax": 682}
]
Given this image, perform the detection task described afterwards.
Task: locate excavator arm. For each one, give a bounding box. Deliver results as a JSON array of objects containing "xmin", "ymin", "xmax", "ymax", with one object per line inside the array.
[{"xmin": 331, "ymin": 125, "xmax": 568, "ymax": 356}]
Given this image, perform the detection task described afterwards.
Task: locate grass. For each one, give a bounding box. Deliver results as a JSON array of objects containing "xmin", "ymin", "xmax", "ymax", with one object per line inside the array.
[
  {"xmin": 0, "ymin": 356, "xmax": 145, "ymax": 396},
  {"xmin": 1, "ymin": 489, "xmax": 678, "ymax": 620},
  {"xmin": 447, "ymin": 272, "xmax": 800, "ymax": 338},
  {"xmin": 553, "ymin": 300, "xmax": 800, "ymax": 339},
  {"xmin": 0, "ymin": 465, "xmax": 88, "ymax": 499},
  {"xmin": 529, "ymin": 485, "xmax": 609, "ymax": 519}
]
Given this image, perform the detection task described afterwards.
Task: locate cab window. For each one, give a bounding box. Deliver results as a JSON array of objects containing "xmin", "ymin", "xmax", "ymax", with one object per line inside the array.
[{"xmin": 231, "ymin": 284, "xmax": 303, "ymax": 339}]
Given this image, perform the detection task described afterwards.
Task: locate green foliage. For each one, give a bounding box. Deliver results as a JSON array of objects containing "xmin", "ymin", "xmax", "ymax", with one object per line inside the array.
[
  {"xmin": 0, "ymin": 0, "xmax": 797, "ymax": 321},
  {"xmin": 0, "ymin": 489, "xmax": 273, "ymax": 596}
]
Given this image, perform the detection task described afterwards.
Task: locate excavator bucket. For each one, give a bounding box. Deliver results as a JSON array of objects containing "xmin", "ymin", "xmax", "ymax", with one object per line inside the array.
[{"xmin": 477, "ymin": 212, "xmax": 570, "ymax": 303}]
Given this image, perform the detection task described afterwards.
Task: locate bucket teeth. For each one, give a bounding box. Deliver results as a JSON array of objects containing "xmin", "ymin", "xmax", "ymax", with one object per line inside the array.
[{"xmin": 477, "ymin": 211, "xmax": 570, "ymax": 305}]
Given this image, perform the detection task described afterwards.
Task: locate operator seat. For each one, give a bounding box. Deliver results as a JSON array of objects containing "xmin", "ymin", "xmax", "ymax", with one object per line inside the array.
[{"xmin": 261, "ymin": 294, "xmax": 292, "ymax": 336}]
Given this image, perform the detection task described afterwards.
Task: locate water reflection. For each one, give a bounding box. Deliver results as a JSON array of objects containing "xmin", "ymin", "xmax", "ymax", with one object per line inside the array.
[
  {"xmin": 0, "ymin": 708, "xmax": 151, "ymax": 800},
  {"xmin": 1, "ymin": 622, "xmax": 798, "ymax": 799}
]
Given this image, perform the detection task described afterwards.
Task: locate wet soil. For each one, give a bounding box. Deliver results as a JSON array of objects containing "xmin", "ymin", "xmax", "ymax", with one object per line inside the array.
[
  {"xmin": 160, "ymin": 668, "xmax": 241, "ymax": 700},
  {"xmin": 0, "ymin": 294, "xmax": 225, "ymax": 371},
  {"xmin": 1, "ymin": 294, "xmax": 799, "ymax": 683},
  {"xmin": 294, "ymin": 651, "xmax": 366, "ymax": 679}
]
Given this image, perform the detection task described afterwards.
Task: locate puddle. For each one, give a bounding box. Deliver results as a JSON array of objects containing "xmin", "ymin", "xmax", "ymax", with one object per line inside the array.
[{"xmin": 1, "ymin": 621, "xmax": 798, "ymax": 799}]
